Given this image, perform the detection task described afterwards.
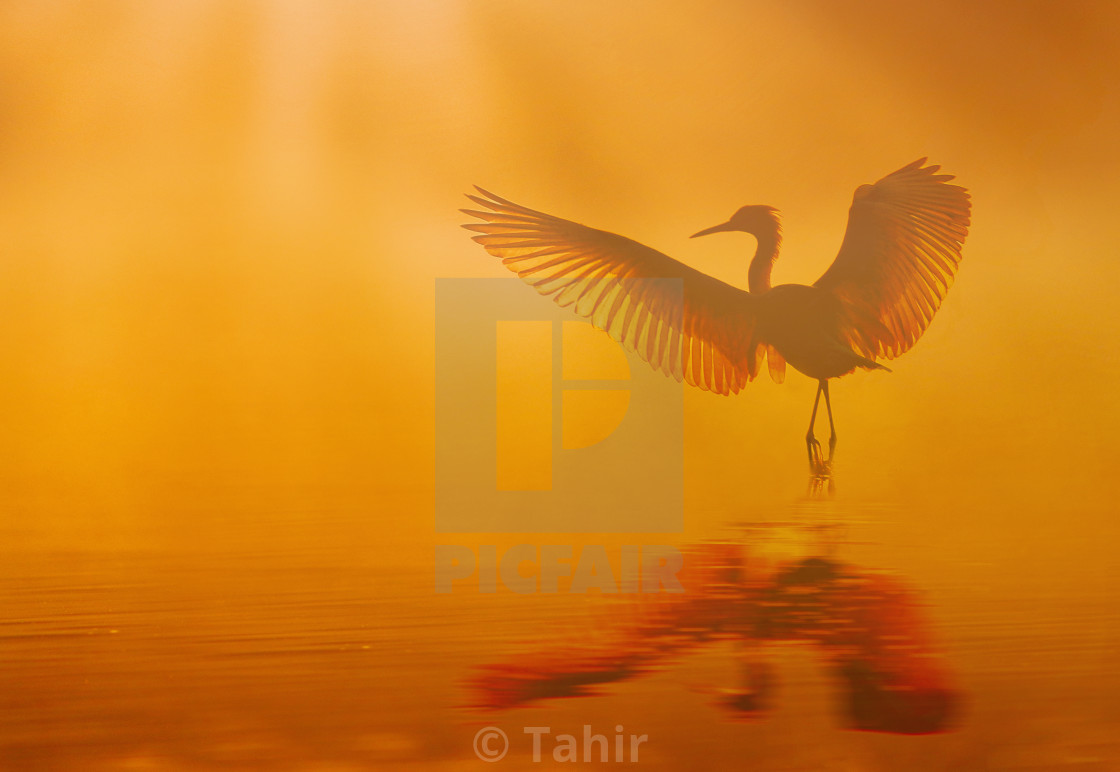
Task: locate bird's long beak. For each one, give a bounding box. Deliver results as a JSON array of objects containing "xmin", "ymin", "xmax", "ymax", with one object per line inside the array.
[{"xmin": 690, "ymin": 221, "xmax": 735, "ymax": 238}]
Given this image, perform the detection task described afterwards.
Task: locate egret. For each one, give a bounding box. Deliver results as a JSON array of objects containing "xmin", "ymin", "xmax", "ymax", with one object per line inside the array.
[{"xmin": 462, "ymin": 159, "xmax": 970, "ymax": 487}]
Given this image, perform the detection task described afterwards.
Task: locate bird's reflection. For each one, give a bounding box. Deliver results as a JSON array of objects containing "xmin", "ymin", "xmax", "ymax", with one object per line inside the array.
[{"xmin": 472, "ymin": 523, "xmax": 958, "ymax": 735}]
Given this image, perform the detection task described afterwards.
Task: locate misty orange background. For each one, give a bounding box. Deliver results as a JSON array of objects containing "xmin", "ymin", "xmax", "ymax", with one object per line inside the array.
[
  {"xmin": 3, "ymin": 1, "xmax": 1118, "ymax": 565},
  {"xmin": 2, "ymin": 2, "xmax": 1120, "ymax": 769}
]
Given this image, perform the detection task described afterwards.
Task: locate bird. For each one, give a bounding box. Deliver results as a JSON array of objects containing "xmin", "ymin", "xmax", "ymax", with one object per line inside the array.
[{"xmin": 461, "ymin": 159, "xmax": 970, "ymax": 488}]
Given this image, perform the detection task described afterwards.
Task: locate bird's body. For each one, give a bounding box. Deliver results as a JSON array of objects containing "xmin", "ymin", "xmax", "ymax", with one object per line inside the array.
[
  {"xmin": 752, "ymin": 284, "xmax": 880, "ymax": 380},
  {"xmin": 462, "ymin": 159, "xmax": 970, "ymax": 489}
]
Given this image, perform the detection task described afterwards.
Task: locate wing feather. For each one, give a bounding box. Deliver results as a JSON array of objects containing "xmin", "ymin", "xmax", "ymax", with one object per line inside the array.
[
  {"xmin": 463, "ymin": 188, "xmax": 760, "ymax": 395},
  {"xmin": 815, "ymin": 159, "xmax": 971, "ymax": 360}
]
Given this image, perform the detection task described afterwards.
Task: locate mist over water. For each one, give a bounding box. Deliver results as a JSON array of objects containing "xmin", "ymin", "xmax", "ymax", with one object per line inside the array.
[{"xmin": 2, "ymin": 2, "xmax": 1119, "ymax": 769}]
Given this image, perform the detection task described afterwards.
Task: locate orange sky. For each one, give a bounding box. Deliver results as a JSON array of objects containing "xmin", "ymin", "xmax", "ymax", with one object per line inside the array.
[{"xmin": 1, "ymin": 1, "xmax": 1118, "ymax": 577}]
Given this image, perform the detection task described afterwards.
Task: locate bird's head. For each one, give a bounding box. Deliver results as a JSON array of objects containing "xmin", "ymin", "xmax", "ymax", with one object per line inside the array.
[{"xmin": 691, "ymin": 205, "xmax": 780, "ymax": 239}]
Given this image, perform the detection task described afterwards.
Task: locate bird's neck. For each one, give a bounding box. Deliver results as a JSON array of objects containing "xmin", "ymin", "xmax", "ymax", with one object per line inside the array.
[{"xmin": 747, "ymin": 227, "xmax": 782, "ymax": 293}]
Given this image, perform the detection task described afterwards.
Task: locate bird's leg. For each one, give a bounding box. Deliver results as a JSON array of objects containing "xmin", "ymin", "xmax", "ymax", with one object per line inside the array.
[
  {"xmin": 722, "ymin": 640, "xmax": 773, "ymax": 715},
  {"xmin": 806, "ymin": 381, "xmax": 824, "ymax": 471},
  {"xmin": 821, "ymin": 380, "xmax": 837, "ymax": 496},
  {"xmin": 822, "ymin": 380, "xmax": 837, "ymax": 465}
]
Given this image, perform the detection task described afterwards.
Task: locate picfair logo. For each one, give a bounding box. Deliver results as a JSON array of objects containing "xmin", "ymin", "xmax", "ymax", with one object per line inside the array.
[{"xmin": 435, "ymin": 278, "xmax": 682, "ymax": 533}]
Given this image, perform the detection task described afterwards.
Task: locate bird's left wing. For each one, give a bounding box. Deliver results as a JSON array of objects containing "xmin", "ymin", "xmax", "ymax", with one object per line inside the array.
[
  {"xmin": 813, "ymin": 159, "xmax": 971, "ymax": 360},
  {"xmin": 463, "ymin": 188, "xmax": 762, "ymax": 395}
]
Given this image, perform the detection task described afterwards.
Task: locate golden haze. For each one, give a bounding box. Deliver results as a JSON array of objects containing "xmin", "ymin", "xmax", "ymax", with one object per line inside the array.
[
  {"xmin": 1, "ymin": 3, "xmax": 1119, "ymax": 768},
  {"xmin": 1, "ymin": 2, "xmax": 1117, "ymax": 557}
]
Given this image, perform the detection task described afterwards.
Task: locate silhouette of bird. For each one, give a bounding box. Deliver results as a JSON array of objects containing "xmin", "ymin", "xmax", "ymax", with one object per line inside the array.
[{"xmin": 462, "ymin": 159, "xmax": 970, "ymax": 485}]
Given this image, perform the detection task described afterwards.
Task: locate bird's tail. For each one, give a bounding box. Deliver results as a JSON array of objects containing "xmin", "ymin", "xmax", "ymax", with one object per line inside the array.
[
  {"xmin": 860, "ymin": 355, "xmax": 892, "ymax": 373},
  {"xmin": 835, "ymin": 342, "xmax": 892, "ymax": 374}
]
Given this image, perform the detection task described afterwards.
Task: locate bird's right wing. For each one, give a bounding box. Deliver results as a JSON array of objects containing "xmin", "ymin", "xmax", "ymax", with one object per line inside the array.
[
  {"xmin": 463, "ymin": 188, "xmax": 763, "ymax": 395},
  {"xmin": 814, "ymin": 159, "xmax": 971, "ymax": 360}
]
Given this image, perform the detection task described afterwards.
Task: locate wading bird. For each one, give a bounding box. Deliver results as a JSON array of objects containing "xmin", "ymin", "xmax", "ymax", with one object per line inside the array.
[{"xmin": 462, "ymin": 160, "xmax": 970, "ymax": 489}]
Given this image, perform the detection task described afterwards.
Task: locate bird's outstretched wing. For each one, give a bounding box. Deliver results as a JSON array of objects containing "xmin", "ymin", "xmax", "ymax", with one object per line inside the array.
[
  {"xmin": 463, "ymin": 189, "xmax": 762, "ymax": 395},
  {"xmin": 814, "ymin": 159, "xmax": 971, "ymax": 360}
]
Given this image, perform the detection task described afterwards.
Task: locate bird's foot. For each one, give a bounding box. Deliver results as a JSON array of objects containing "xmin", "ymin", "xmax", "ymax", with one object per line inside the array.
[
  {"xmin": 807, "ymin": 437, "xmax": 824, "ymax": 469},
  {"xmin": 806, "ymin": 451, "xmax": 835, "ymax": 499},
  {"xmin": 719, "ymin": 688, "xmax": 768, "ymax": 717}
]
